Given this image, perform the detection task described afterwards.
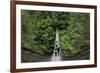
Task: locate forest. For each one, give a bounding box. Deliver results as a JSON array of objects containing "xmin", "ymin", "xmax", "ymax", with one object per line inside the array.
[{"xmin": 21, "ymin": 10, "xmax": 90, "ymax": 62}]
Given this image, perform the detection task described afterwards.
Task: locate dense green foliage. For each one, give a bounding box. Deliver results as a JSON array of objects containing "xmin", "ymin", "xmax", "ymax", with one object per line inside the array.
[
  {"xmin": 60, "ymin": 13, "xmax": 90, "ymax": 57},
  {"xmin": 21, "ymin": 10, "xmax": 90, "ymax": 59}
]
